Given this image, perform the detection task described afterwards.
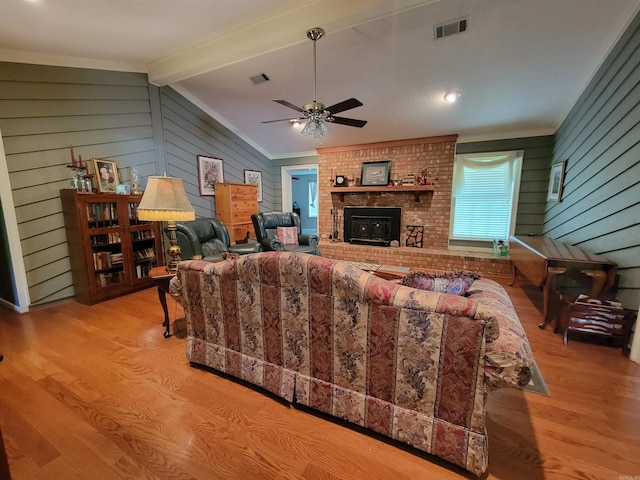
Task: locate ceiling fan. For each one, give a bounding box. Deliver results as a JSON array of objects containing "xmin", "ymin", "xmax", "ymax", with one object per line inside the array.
[{"xmin": 262, "ymin": 27, "xmax": 367, "ymax": 138}]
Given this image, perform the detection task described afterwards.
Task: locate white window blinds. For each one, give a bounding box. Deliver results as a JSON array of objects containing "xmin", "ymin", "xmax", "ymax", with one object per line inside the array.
[{"xmin": 450, "ymin": 151, "xmax": 523, "ymax": 241}]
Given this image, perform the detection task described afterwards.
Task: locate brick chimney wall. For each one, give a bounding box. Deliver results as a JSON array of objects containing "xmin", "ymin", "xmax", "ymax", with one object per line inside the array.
[{"xmin": 318, "ymin": 135, "xmax": 457, "ymax": 249}]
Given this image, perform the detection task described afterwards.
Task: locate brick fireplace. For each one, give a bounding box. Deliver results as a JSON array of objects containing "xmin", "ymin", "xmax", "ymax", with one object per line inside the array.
[
  {"xmin": 318, "ymin": 135, "xmax": 457, "ymax": 248},
  {"xmin": 316, "ymin": 134, "xmax": 513, "ymax": 277}
]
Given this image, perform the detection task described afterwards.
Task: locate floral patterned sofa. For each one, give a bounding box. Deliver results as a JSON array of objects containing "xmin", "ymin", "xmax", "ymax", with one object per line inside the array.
[{"xmin": 170, "ymin": 252, "xmax": 534, "ymax": 476}]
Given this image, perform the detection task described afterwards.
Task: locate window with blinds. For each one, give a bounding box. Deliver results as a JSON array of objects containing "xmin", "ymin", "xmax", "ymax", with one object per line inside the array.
[{"xmin": 450, "ymin": 150, "xmax": 523, "ymax": 243}]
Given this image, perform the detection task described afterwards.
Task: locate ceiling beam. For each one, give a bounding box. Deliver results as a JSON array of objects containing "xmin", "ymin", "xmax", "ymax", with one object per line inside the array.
[{"xmin": 147, "ymin": 0, "xmax": 439, "ymax": 85}]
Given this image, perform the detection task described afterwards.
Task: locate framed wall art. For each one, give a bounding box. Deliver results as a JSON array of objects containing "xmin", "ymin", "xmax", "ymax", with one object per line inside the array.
[
  {"xmin": 547, "ymin": 160, "xmax": 566, "ymax": 202},
  {"xmin": 244, "ymin": 169, "xmax": 263, "ymax": 203},
  {"xmin": 197, "ymin": 155, "xmax": 224, "ymax": 196},
  {"xmin": 360, "ymin": 160, "xmax": 391, "ymax": 186},
  {"xmin": 92, "ymin": 158, "xmax": 119, "ymax": 193}
]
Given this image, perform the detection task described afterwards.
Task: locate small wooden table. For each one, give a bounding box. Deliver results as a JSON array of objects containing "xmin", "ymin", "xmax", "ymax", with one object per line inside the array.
[
  {"xmin": 148, "ymin": 266, "xmax": 176, "ymax": 338},
  {"xmin": 509, "ymin": 235, "xmax": 617, "ymax": 328}
]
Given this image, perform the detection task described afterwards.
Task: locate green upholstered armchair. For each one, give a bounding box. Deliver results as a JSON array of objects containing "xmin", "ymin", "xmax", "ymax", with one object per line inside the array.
[
  {"xmin": 172, "ymin": 218, "xmax": 259, "ymax": 261},
  {"xmin": 251, "ymin": 212, "xmax": 320, "ymax": 255}
]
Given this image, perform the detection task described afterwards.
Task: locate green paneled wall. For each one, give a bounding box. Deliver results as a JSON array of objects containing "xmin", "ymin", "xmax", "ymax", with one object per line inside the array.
[
  {"xmin": 0, "ymin": 62, "xmax": 272, "ymax": 308},
  {"xmin": 159, "ymin": 87, "xmax": 272, "ymax": 217},
  {"xmin": 545, "ymin": 13, "xmax": 640, "ymax": 308},
  {"xmin": 0, "ymin": 62, "xmax": 156, "ymax": 306}
]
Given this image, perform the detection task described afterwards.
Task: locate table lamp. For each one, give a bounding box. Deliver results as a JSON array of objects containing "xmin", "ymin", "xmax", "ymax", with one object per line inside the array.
[{"xmin": 137, "ymin": 175, "xmax": 195, "ymax": 273}]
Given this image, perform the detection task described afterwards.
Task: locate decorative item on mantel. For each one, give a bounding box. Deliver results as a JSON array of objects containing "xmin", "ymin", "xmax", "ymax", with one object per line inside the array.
[
  {"xmin": 401, "ymin": 173, "xmax": 416, "ymax": 185},
  {"xmin": 416, "ymin": 167, "xmax": 438, "ymax": 185},
  {"xmin": 66, "ymin": 145, "xmax": 94, "ymax": 193}
]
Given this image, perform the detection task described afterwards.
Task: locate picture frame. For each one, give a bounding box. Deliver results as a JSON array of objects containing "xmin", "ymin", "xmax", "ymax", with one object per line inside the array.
[
  {"xmin": 547, "ymin": 160, "xmax": 567, "ymax": 202},
  {"xmin": 92, "ymin": 158, "xmax": 120, "ymax": 193},
  {"xmin": 244, "ymin": 169, "xmax": 263, "ymax": 203},
  {"xmin": 360, "ymin": 160, "xmax": 391, "ymax": 186},
  {"xmin": 197, "ymin": 155, "xmax": 224, "ymax": 196}
]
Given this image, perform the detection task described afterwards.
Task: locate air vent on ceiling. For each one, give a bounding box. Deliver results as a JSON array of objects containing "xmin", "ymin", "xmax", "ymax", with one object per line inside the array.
[
  {"xmin": 434, "ymin": 18, "xmax": 468, "ymax": 40},
  {"xmin": 250, "ymin": 73, "xmax": 270, "ymax": 85}
]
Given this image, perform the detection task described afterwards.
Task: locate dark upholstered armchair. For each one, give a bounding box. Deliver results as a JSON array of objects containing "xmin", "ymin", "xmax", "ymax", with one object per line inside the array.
[
  {"xmin": 171, "ymin": 218, "xmax": 259, "ymax": 262},
  {"xmin": 251, "ymin": 212, "xmax": 320, "ymax": 255}
]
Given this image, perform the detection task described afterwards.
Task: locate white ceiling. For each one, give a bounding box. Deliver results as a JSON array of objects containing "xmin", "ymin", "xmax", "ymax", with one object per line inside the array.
[{"xmin": 1, "ymin": 0, "xmax": 639, "ymax": 159}]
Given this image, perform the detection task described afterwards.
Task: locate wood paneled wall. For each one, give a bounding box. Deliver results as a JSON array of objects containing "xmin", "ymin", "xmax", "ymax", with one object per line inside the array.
[
  {"xmin": 456, "ymin": 135, "xmax": 555, "ymax": 236},
  {"xmin": 0, "ymin": 63, "xmax": 272, "ymax": 308},
  {"xmin": 544, "ymin": 13, "xmax": 640, "ymax": 308}
]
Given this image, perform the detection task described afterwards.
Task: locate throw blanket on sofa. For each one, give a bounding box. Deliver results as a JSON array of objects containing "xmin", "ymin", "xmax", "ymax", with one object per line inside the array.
[{"xmin": 170, "ymin": 252, "xmax": 533, "ymax": 476}]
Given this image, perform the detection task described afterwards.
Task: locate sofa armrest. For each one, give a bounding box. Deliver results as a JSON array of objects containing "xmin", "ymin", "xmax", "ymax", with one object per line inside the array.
[
  {"xmin": 298, "ymin": 233, "xmax": 319, "ymax": 246},
  {"xmin": 468, "ymin": 279, "xmax": 534, "ymax": 389}
]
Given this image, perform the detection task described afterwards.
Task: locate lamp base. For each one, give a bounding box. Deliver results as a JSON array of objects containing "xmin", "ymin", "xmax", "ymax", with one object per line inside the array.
[{"xmin": 166, "ymin": 221, "xmax": 182, "ymax": 274}]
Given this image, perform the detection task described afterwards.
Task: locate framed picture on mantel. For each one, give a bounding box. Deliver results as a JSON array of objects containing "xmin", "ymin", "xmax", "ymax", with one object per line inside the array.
[{"xmin": 360, "ymin": 160, "xmax": 391, "ymax": 186}]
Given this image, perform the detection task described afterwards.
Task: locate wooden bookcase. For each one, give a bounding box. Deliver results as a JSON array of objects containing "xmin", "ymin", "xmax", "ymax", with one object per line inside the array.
[
  {"xmin": 214, "ymin": 182, "xmax": 258, "ymax": 244},
  {"xmin": 60, "ymin": 189, "xmax": 164, "ymax": 305}
]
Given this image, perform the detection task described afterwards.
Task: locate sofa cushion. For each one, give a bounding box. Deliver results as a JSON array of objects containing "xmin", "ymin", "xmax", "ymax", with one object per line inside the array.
[
  {"xmin": 402, "ymin": 270, "xmax": 482, "ymax": 295},
  {"xmin": 276, "ymin": 226, "xmax": 299, "ymax": 245}
]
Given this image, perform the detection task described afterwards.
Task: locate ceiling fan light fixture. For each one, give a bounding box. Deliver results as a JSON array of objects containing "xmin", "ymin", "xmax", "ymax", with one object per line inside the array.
[
  {"xmin": 444, "ymin": 90, "xmax": 462, "ymax": 102},
  {"xmin": 263, "ymin": 27, "xmax": 366, "ymax": 134},
  {"xmin": 301, "ymin": 119, "xmax": 328, "ymax": 138}
]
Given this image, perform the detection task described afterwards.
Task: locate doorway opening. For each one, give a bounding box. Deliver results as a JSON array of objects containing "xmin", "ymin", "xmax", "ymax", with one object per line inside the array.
[{"xmin": 281, "ymin": 164, "xmax": 318, "ymax": 235}]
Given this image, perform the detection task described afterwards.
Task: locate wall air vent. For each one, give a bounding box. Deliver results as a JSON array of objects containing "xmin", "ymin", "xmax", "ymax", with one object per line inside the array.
[
  {"xmin": 249, "ymin": 73, "xmax": 270, "ymax": 85},
  {"xmin": 434, "ymin": 18, "xmax": 468, "ymax": 40}
]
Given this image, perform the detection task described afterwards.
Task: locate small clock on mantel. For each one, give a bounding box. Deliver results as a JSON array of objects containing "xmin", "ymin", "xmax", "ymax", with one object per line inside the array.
[{"xmin": 335, "ymin": 175, "xmax": 347, "ymax": 187}]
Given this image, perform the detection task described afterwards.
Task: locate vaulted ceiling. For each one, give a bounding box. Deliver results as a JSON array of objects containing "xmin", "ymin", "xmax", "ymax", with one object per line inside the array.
[{"xmin": 1, "ymin": 0, "xmax": 639, "ymax": 158}]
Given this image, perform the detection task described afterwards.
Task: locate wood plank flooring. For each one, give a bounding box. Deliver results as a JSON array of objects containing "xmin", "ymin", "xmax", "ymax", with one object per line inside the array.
[{"xmin": 0, "ymin": 280, "xmax": 639, "ymax": 479}]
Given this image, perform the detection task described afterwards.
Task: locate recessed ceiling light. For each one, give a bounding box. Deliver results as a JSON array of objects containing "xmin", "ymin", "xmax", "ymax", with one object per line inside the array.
[{"xmin": 444, "ymin": 90, "xmax": 461, "ymax": 103}]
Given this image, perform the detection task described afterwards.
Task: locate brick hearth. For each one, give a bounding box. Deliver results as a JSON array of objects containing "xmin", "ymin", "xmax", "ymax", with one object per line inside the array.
[{"xmin": 320, "ymin": 241, "xmax": 512, "ymax": 278}]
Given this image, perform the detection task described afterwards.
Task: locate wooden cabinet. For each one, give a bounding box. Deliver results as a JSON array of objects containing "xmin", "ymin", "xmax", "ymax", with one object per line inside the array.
[
  {"xmin": 60, "ymin": 189, "xmax": 164, "ymax": 305},
  {"xmin": 214, "ymin": 182, "xmax": 258, "ymax": 244}
]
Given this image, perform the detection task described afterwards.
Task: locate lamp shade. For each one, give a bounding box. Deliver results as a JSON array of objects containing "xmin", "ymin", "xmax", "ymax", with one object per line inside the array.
[{"xmin": 137, "ymin": 176, "xmax": 195, "ymax": 222}]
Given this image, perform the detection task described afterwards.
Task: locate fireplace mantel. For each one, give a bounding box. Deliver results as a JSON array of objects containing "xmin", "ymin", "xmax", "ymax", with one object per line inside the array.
[{"xmin": 329, "ymin": 185, "xmax": 435, "ymax": 202}]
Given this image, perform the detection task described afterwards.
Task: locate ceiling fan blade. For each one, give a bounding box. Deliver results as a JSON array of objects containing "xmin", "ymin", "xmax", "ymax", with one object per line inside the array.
[
  {"xmin": 330, "ymin": 116, "xmax": 367, "ymax": 128},
  {"xmin": 326, "ymin": 98, "xmax": 363, "ymax": 115},
  {"xmin": 261, "ymin": 118, "xmax": 297, "ymax": 124},
  {"xmin": 273, "ymin": 99, "xmax": 306, "ymax": 113}
]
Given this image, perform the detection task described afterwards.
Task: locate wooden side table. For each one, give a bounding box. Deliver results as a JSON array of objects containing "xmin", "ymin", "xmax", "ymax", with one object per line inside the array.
[
  {"xmin": 148, "ymin": 266, "xmax": 176, "ymax": 338},
  {"xmin": 559, "ymin": 295, "xmax": 636, "ymax": 355}
]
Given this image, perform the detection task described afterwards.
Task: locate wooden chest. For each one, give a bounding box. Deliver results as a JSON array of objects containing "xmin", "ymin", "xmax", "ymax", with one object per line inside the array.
[{"xmin": 214, "ymin": 182, "xmax": 258, "ymax": 244}]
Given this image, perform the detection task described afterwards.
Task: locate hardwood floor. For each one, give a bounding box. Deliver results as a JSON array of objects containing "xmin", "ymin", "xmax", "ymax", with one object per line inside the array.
[{"xmin": 0, "ymin": 280, "xmax": 638, "ymax": 479}]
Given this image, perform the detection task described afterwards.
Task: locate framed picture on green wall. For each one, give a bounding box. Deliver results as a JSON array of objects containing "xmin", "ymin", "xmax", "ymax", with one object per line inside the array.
[
  {"xmin": 547, "ymin": 161, "xmax": 566, "ymax": 202},
  {"xmin": 197, "ymin": 155, "xmax": 224, "ymax": 196}
]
